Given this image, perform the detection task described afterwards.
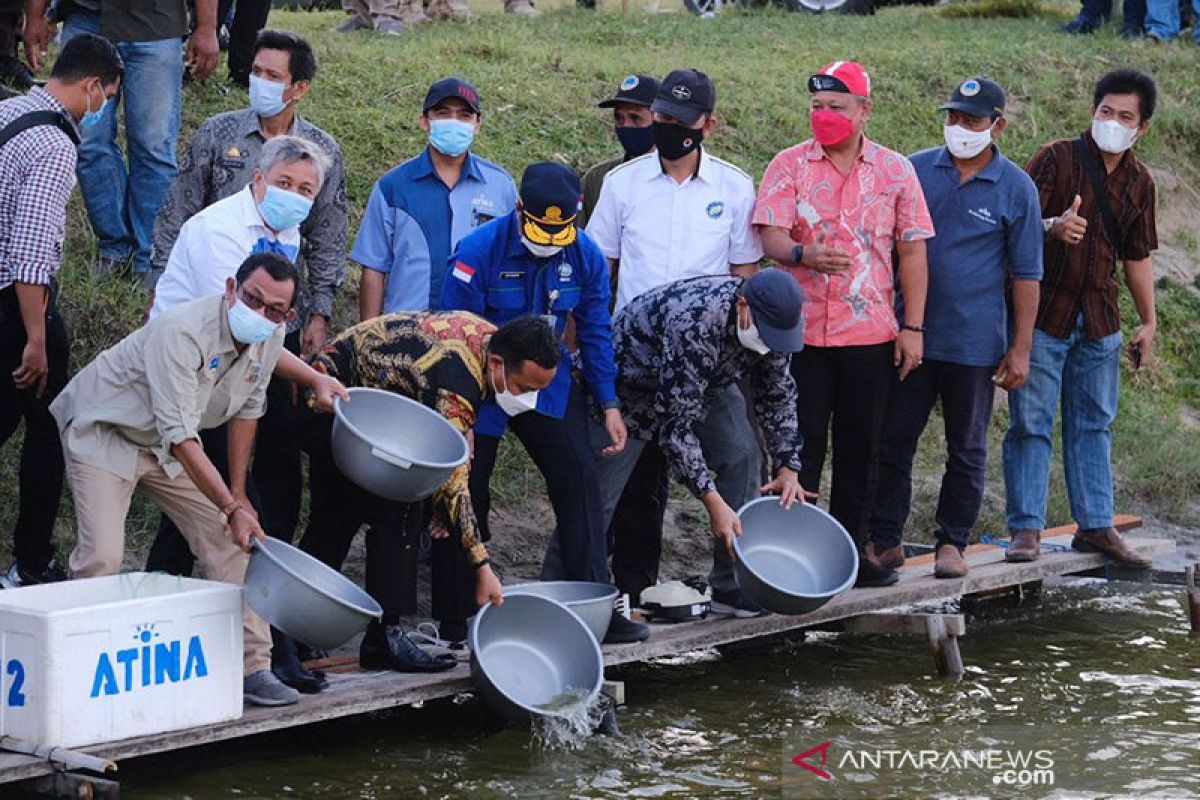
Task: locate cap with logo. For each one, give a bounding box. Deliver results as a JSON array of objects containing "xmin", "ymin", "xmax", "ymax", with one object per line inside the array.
[
  {"xmin": 519, "ymin": 162, "xmax": 582, "ymax": 248},
  {"xmin": 939, "ymin": 76, "xmax": 1006, "ymax": 120},
  {"xmin": 807, "ymin": 60, "xmax": 871, "ymax": 98},
  {"xmin": 650, "ymin": 68, "xmax": 716, "ymax": 126},
  {"xmin": 423, "ymin": 77, "xmax": 481, "ymax": 114},
  {"xmin": 743, "ymin": 269, "xmax": 805, "ymax": 353},
  {"xmin": 598, "ymin": 74, "xmax": 661, "ymax": 109}
]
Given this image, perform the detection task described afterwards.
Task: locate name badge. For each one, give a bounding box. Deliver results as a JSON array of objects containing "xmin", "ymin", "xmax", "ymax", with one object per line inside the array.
[{"xmin": 499, "ymin": 271, "xmax": 525, "ymax": 280}]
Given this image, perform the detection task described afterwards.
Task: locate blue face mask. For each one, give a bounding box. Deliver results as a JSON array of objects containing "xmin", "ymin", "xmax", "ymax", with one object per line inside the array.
[
  {"xmin": 428, "ymin": 119, "xmax": 475, "ymax": 157},
  {"xmin": 80, "ymin": 83, "xmax": 108, "ymax": 130},
  {"xmin": 249, "ymin": 75, "xmax": 288, "ymax": 118},
  {"xmin": 616, "ymin": 125, "xmax": 656, "ymax": 159},
  {"xmin": 257, "ymin": 185, "xmax": 313, "ymax": 231},
  {"xmin": 227, "ymin": 297, "xmax": 280, "ymax": 345}
]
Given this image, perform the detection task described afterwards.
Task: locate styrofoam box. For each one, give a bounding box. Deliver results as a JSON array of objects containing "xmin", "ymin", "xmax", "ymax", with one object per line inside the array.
[{"xmin": 0, "ymin": 572, "xmax": 244, "ymax": 748}]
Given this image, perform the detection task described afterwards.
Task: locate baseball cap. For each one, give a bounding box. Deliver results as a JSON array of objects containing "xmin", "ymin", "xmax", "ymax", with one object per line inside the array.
[
  {"xmin": 743, "ymin": 269, "xmax": 805, "ymax": 353},
  {"xmin": 598, "ymin": 74, "xmax": 661, "ymax": 108},
  {"xmin": 939, "ymin": 76, "xmax": 1006, "ymax": 119},
  {"xmin": 807, "ymin": 61, "xmax": 871, "ymax": 98},
  {"xmin": 519, "ymin": 162, "xmax": 582, "ymax": 248},
  {"xmin": 423, "ymin": 77, "xmax": 481, "ymax": 114},
  {"xmin": 650, "ymin": 68, "xmax": 716, "ymax": 126}
]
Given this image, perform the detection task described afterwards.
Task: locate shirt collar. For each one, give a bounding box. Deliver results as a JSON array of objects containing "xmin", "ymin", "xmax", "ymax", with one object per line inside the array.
[
  {"xmin": 29, "ymin": 86, "xmax": 78, "ymax": 135},
  {"xmin": 933, "ymin": 144, "xmax": 1005, "ymax": 182},
  {"xmin": 1082, "ymin": 127, "xmax": 1134, "ymax": 174},
  {"xmin": 239, "ymin": 107, "xmax": 302, "ymax": 140},
  {"xmin": 414, "ymin": 147, "xmax": 485, "ymax": 183},
  {"xmin": 503, "ymin": 210, "xmax": 530, "ymax": 258},
  {"xmin": 649, "ymin": 146, "xmax": 711, "ymax": 184},
  {"xmin": 805, "ymin": 134, "xmax": 876, "ymax": 164},
  {"xmin": 238, "ymin": 184, "xmax": 270, "ymax": 231},
  {"xmin": 214, "ymin": 294, "xmax": 237, "ymax": 354}
]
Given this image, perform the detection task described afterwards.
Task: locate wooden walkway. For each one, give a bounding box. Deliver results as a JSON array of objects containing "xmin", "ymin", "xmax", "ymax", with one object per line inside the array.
[{"xmin": 0, "ymin": 522, "xmax": 1177, "ymax": 786}]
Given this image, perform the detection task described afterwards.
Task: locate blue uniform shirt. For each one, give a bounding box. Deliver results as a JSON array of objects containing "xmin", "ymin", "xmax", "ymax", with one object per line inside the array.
[
  {"xmin": 439, "ymin": 210, "xmax": 619, "ymax": 438},
  {"xmin": 351, "ymin": 148, "xmax": 517, "ymax": 311},
  {"xmin": 907, "ymin": 145, "xmax": 1044, "ymax": 367}
]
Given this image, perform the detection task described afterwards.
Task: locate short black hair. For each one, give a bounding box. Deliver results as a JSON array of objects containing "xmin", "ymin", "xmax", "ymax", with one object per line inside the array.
[
  {"xmin": 235, "ymin": 252, "xmax": 301, "ymax": 306},
  {"xmin": 50, "ymin": 33, "xmax": 123, "ymax": 86},
  {"xmin": 1093, "ymin": 68, "xmax": 1157, "ymax": 122},
  {"xmin": 253, "ymin": 29, "xmax": 317, "ymax": 84},
  {"xmin": 488, "ymin": 316, "xmax": 560, "ymax": 372}
]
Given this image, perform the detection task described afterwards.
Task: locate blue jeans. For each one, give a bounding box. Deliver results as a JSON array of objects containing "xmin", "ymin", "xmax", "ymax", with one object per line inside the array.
[
  {"xmin": 1074, "ymin": 0, "xmax": 1146, "ymax": 29},
  {"xmin": 1003, "ymin": 316, "xmax": 1122, "ymax": 534},
  {"xmin": 1146, "ymin": 0, "xmax": 1200, "ymax": 39},
  {"xmin": 61, "ymin": 11, "xmax": 183, "ymax": 273}
]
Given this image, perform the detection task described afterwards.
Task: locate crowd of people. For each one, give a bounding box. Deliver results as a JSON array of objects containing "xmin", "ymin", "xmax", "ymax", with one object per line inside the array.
[{"xmin": 0, "ymin": 13, "xmax": 1162, "ymax": 710}]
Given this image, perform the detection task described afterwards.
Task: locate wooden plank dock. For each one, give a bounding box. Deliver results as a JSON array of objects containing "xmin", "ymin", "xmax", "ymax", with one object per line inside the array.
[{"xmin": 0, "ymin": 523, "xmax": 1177, "ymax": 786}]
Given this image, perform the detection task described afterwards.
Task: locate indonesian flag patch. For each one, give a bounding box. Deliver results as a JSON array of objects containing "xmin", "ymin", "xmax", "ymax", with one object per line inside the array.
[{"xmin": 452, "ymin": 262, "xmax": 476, "ymax": 283}]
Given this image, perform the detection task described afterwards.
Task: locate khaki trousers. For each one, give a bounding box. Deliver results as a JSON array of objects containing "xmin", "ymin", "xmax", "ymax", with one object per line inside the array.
[
  {"xmin": 342, "ymin": 0, "xmax": 426, "ymax": 25},
  {"xmin": 66, "ymin": 449, "xmax": 272, "ymax": 675}
]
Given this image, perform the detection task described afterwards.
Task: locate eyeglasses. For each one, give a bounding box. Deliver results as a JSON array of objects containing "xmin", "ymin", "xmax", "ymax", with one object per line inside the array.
[{"xmin": 238, "ymin": 287, "xmax": 291, "ymax": 324}]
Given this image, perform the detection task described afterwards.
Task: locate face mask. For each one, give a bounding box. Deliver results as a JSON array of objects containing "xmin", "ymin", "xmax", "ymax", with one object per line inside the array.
[
  {"xmin": 258, "ymin": 185, "xmax": 313, "ymax": 231},
  {"xmin": 1091, "ymin": 118, "xmax": 1138, "ymax": 154},
  {"xmin": 736, "ymin": 320, "xmax": 771, "ymax": 355},
  {"xmin": 520, "ymin": 234, "xmax": 563, "ymax": 259},
  {"xmin": 651, "ymin": 121, "xmax": 704, "ymax": 161},
  {"xmin": 811, "ymin": 109, "xmax": 856, "ymax": 148},
  {"xmin": 429, "ymin": 118, "xmax": 476, "ymax": 157},
  {"xmin": 491, "ymin": 363, "xmax": 539, "ymax": 416},
  {"xmin": 616, "ymin": 125, "xmax": 656, "ymax": 159},
  {"xmin": 80, "ymin": 83, "xmax": 108, "ymax": 130},
  {"xmin": 249, "ymin": 75, "xmax": 288, "ymax": 118},
  {"xmin": 943, "ymin": 122, "xmax": 994, "ymax": 160},
  {"xmin": 227, "ymin": 297, "xmax": 280, "ymax": 345}
]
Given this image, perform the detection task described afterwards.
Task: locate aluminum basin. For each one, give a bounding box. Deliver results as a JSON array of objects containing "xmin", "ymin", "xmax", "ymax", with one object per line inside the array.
[
  {"xmin": 244, "ymin": 536, "xmax": 382, "ymax": 650},
  {"xmin": 733, "ymin": 498, "xmax": 859, "ymax": 615},
  {"xmin": 332, "ymin": 387, "xmax": 469, "ymax": 502},
  {"xmin": 504, "ymin": 581, "xmax": 618, "ymax": 644},
  {"xmin": 469, "ymin": 594, "xmax": 603, "ymax": 722}
]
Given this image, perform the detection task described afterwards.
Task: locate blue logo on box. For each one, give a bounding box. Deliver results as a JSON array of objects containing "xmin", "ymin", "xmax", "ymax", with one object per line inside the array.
[{"xmin": 89, "ymin": 623, "xmax": 209, "ymax": 698}]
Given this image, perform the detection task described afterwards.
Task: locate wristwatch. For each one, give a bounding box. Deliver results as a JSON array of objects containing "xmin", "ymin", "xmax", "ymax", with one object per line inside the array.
[{"xmin": 790, "ymin": 244, "xmax": 805, "ymax": 266}]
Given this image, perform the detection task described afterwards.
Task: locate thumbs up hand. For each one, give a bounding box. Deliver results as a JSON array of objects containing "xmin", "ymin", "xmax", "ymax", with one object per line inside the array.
[{"xmin": 1051, "ymin": 194, "xmax": 1088, "ymax": 246}]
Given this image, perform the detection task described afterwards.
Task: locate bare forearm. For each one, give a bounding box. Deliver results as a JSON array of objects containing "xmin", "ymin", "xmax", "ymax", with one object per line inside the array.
[
  {"xmin": 23, "ymin": 0, "xmax": 48, "ymax": 17},
  {"xmin": 226, "ymin": 417, "xmax": 257, "ymax": 497},
  {"xmin": 1010, "ymin": 280, "xmax": 1040, "ymax": 349},
  {"xmin": 13, "ymin": 283, "xmax": 47, "ymax": 346},
  {"xmin": 896, "ymin": 241, "xmax": 928, "ymax": 327},
  {"xmin": 359, "ymin": 270, "xmax": 384, "ymax": 321},
  {"xmin": 192, "ymin": 0, "xmax": 217, "ymax": 30},
  {"xmin": 171, "ymin": 439, "xmax": 236, "ymax": 512},
  {"xmin": 1124, "ymin": 259, "xmax": 1156, "ymax": 326},
  {"xmin": 759, "ymin": 226, "xmax": 797, "ymax": 265}
]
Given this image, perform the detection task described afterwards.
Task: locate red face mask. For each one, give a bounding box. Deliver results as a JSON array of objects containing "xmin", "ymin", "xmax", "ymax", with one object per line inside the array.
[{"xmin": 811, "ymin": 109, "xmax": 856, "ymax": 148}]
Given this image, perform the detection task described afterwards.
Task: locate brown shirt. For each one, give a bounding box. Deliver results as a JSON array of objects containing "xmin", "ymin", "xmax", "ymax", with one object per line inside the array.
[{"xmin": 1025, "ymin": 130, "xmax": 1157, "ymax": 340}]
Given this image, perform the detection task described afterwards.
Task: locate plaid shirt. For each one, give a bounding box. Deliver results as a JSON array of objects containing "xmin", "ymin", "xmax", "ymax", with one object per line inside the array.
[
  {"xmin": 1026, "ymin": 130, "xmax": 1157, "ymax": 340},
  {"xmin": 0, "ymin": 88, "xmax": 78, "ymax": 290}
]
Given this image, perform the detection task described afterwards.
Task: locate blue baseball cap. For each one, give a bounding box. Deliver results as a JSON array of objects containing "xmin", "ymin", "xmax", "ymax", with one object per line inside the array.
[
  {"xmin": 743, "ymin": 269, "xmax": 805, "ymax": 353},
  {"xmin": 940, "ymin": 76, "xmax": 1006, "ymax": 120}
]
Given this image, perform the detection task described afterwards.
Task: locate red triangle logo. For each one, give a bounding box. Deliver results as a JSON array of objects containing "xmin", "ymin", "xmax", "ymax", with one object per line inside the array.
[{"xmin": 792, "ymin": 741, "xmax": 833, "ymax": 781}]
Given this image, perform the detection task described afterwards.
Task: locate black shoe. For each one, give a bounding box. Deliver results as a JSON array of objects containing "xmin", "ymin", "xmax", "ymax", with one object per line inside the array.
[
  {"xmin": 0, "ymin": 558, "xmax": 68, "ymax": 588},
  {"xmin": 1059, "ymin": 15, "xmax": 1102, "ymax": 33},
  {"xmin": 271, "ymin": 629, "xmax": 328, "ymax": 694},
  {"xmin": 437, "ymin": 619, "xmax": 468, "ymax": 644},
  {"xmin": 603, "ymin": 609, "xmax": 650, "ymax": 644},
  {"xmin": 359, "ymin": 622, "xmax": 457, "ymax": 673},
  {"xmin": 0, "ymin": 55, "xmax": 38, "ymax": 91},
  {"xmin": 855, "ymin": 557, "xmax": 899, "ymax": 588}
]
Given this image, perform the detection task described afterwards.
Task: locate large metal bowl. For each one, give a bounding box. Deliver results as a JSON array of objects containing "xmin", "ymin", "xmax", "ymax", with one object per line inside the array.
[
  {"xmin": 469, "ymin": 594, "xmax": 604, "ymax": 722},
  {"xmin": 244, "ymin": 537, "xmax": 382, "ymax": 649},
  {"xmin": 733, "ymin": 499, "xmax": 859, "ymax": 615},
  {"xmin": 332, "ymin": 387, "xmax": 469, "ymax": 502},
  {"xmin": 504, "ymin": 581, "xmax": 618, "ymax": 644}
]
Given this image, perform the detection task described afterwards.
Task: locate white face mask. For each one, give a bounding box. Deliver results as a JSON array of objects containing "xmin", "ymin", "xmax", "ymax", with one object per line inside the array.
[
  {"xmin": 1091, "ymin": 118, "xmax": 1139, "ymax": 154},
  {"xmin": 943, "ymin": 122, "xmax": 994, "ymax": 160},
  {"xmin": 736, "ymin": 320, "xmax": 771, "ymax": 355},
  {"xmin": 491, "ymin": 363, "xmax": 539, "ymax": 416},
  {"xmin": 520, "ymin": 234, "xmax": 563, "ymax": 259}
]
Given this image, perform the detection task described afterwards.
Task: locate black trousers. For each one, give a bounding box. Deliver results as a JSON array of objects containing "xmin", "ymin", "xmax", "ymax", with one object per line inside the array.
[
  {"xmin": 792, "ymin": 342, "xmax": 894, "ymax": 547},
  {"xmin": 0, "ymin": 285, "xmax": 67, "ymax": 570},
  {"xmin": 216, "ymin": 0, "xmax": 271, "ymax": 81},
  {"xmin": 0, "ymin": 0, "xmax": 20, "ymax": 56},
  {"xmin": 607, "ymin": 442, "xmax": 668, "ymax": 601},
  {"xmin": 867, "ymin": 359, "xmax": 996, "ymax": 551}
]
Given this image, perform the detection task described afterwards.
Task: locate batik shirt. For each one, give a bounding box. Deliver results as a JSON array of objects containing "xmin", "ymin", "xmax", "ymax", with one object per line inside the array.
[{"xmin": 612, "ymin": 275, "xmax": 803, "ymax": 498}]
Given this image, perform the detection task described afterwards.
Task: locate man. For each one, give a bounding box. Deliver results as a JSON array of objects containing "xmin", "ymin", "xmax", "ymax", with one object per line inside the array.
[
  {"xmin": 338, "ymin": 0, "xmax": 470, "ymax": 35},
  {"xmin": 355, "ymin": 77, "xmax": 515, "ymax": 319},
  {"xmin": 215, "ymin": 0, "xmax": 272, "ymax": 86},
  {"xmin": 299, "ymin": 314, "xmax": 554, "ymax": 670},
  {"xmin": 578, "ymin": 73, "xmax": 659, "ymax": 227},
  {"xmin": 586, "ymin": 68, "xmax": 764, "ymax": 611},
  {"xmin": 1004, "ymin": 68, "xmax": 1159, "ymax": 569},
  {"xmin": 50, "ymin": 253, "xmax": 348, "ymax": 707},
  {"xmin": 1145, "ymin": 0, "xmax": 1199, "ymax": 41},
  {"xmin": 864, "ymin": 77, "xmax": 1043, "ymax": 580},
  {"xmin": 441, "ymin": 161, "xmax": 646, "ymax": 644},
  {"xmin": 1060, "ymin": 0, "xmax": 1145, "ymax": 36},
  {"xmin": 24, "ymin": 0, "xmax": 220, "ymax": 283},
  {"xmin": 0, "ymin": 33, "xmax": 122, "ymax": 589},
  {"xmin": 753, "ymin": 60, "xmax": 933, "ymax": 588}
]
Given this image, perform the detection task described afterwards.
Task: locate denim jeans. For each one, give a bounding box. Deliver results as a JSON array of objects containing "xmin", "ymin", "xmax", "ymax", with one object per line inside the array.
[
  {"xmin": 1003, "ymin": 316, "xmax": 1122, "ymax": 533},
  {"xmin": 1072, "ymin": 0, "xmax": 1146, "ymax": 29},
  {"xmin": 61, "ymin": 11, "xmax": 183, "ymax": 274},
  {"xmin": 1146, "ymin": 0, "xmax": 1200, "ymax": 39}
]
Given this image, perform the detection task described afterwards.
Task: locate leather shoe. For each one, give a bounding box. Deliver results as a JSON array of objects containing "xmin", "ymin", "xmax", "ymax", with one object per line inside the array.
[
  {"xmin": 865, "ymin": 542, "xmax": 904, "ymax": 570},
  {"xmin": 271, "ymin": 629, "xmax": 327, "ymax": 694},
  {"xmin": 1072, "ymin": 527, "xmax": 1152, "ymax": 569},
  {"xmin": 604, "ymin": 609, "xmax": 650, "ymax": 644},
  {"xmin": 855, "ymin": 557, "xmax": 898, "ymax": 588},
  {"xmin": 360, "ymin": 621, "xmax": 457, "ymax": 672},
  {"xmin": 934, "ymin": 544, "xmax": 968, "ymax": 579},
  {"xmin": 1006, "ymin": 529, "xmax": 1041, "ymax": 562}
]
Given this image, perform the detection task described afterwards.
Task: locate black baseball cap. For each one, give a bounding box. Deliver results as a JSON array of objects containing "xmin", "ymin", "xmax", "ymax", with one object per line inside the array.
[
  {"xmin": 939, "ymin": 76, "xmax": 1006, "ymax": 120},
  {"xmin": 598, "ymin": 74, "xmax": 661, "ymax": 108},
  {"xmin": 423, "ymin": 77, "xmax": 481, "ymax": 114},
  {"xmin": 650, "ymin": 68, "xmax": 716, "ymax": 126},
  {"xmin": 743, "ymin": 269, "xmax": 805, "ymax": 353},
  {"xmin": 519, "ymin": 162, "xmax": 581, "ymax": 247}
]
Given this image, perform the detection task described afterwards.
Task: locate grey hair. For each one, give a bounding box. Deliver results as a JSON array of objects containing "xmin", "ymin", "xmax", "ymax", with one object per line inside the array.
[{"xmin": 257, "ymin": 135, "xmax": 330, "ymax": 192}]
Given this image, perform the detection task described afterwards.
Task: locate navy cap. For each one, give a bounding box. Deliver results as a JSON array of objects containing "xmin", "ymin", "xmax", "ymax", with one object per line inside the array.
[
  {"xmin": 598, "ymin": 74, "xmax": 661, "ymax": 108},
  {"xmin": 743, "ymin": 269, "xmax": 805, "ymax": 353},
  {"xmin": 519, "ymin": 162, "xmax": 582, "ymax": 247},
  {"xmin": 939, "ymin": 76, "xmax": 1005, "ymax": 119},
  {"xmin": 650, "ymin": 68, "xmax": 716, "ymax": 126},
  {"xmin": 423, "ymin": 77, "xmax": 481, "ymax": 114}
]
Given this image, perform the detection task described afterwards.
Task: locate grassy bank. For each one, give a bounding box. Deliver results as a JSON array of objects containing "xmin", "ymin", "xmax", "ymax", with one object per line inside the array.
[{"xmin": 2, "ymin": 2, "xmax": 1198, "ymax": 567}]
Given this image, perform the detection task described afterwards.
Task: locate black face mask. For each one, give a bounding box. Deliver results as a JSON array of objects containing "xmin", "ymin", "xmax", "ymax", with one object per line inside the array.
[
  {"xmin": 651, "ymin": 120, "xmax": 704, "ymax": 161},
  {"xmin": 615, "ymin": 125, "xmax": 656, "ymax": 159}
]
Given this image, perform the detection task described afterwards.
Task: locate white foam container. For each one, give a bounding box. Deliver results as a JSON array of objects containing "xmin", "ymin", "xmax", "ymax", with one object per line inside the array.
[{"xmin": 0, "ymin": 572, "xmax": 244, "ymax": 748}]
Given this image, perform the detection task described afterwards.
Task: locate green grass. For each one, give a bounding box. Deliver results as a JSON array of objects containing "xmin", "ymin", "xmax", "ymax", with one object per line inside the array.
[{"xmin": 3, "ymin": 2, "xmax": 1199, "ymax": 566}]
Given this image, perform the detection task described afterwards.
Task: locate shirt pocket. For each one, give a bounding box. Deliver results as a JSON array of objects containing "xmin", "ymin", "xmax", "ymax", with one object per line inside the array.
[
  {"xmin": 485, "ymin": 286, "xmax": 526, "ymax": 313},
  {"xmin": 549, "ymin": 286, "xmax": 581, "ymax": 312}
]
